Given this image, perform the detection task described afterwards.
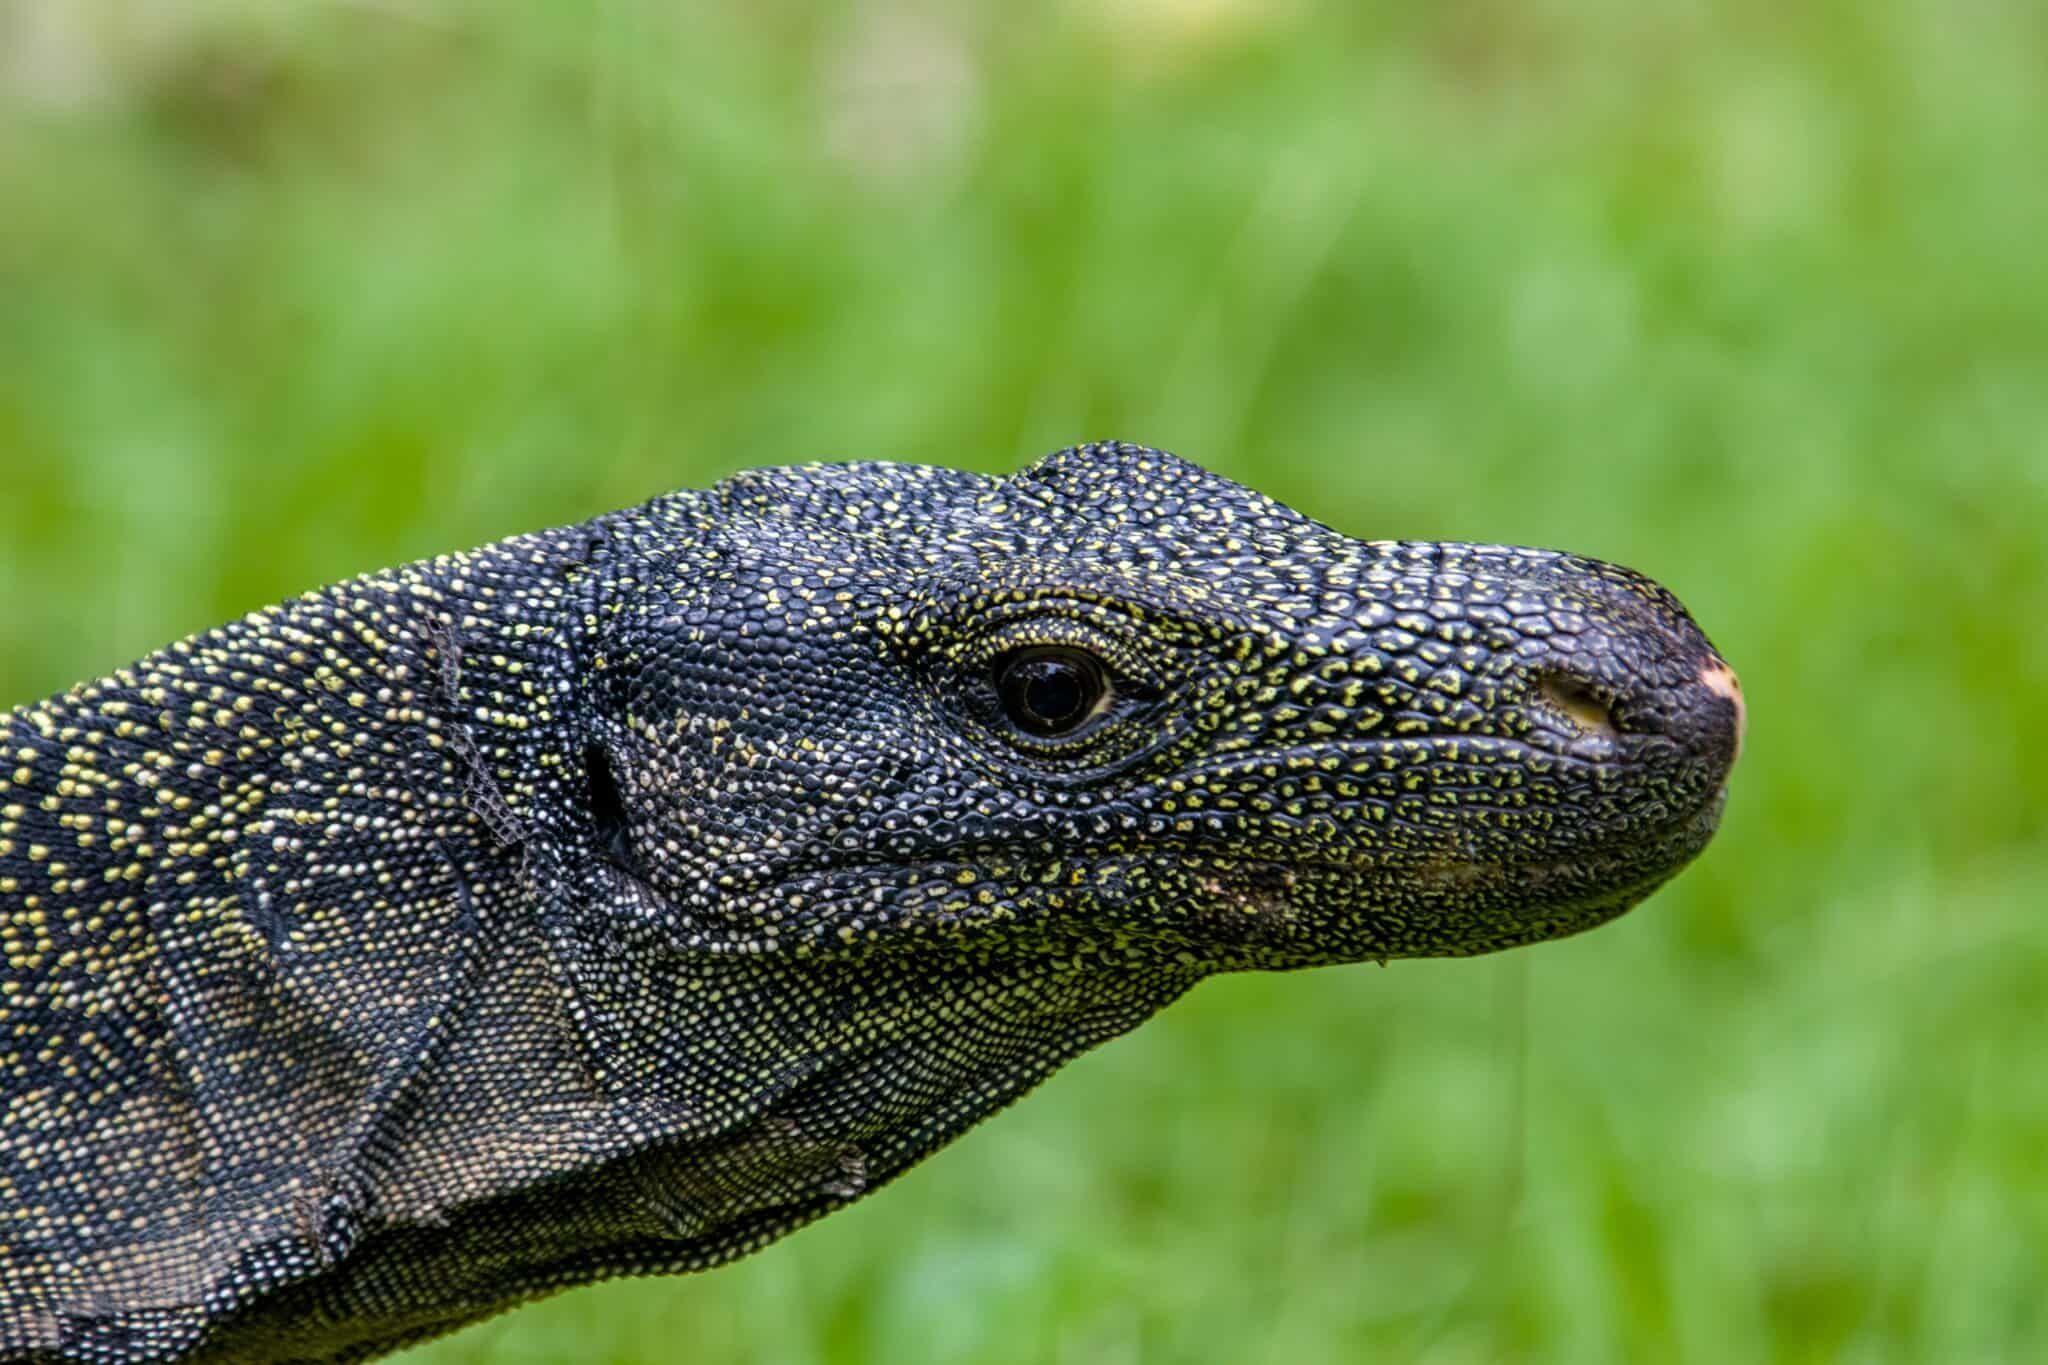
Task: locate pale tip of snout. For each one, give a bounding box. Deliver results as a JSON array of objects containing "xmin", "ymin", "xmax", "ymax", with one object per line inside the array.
[{"xmin": 1697, "ymin": 658, "xmax": 1745, "ymax": 764}]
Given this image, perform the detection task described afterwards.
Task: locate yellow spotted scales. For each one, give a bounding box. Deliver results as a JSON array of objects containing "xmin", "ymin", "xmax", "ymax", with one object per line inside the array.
[{"xmin": 0, "ymin": 446, "xmax": 1742, "ymax": 1363}]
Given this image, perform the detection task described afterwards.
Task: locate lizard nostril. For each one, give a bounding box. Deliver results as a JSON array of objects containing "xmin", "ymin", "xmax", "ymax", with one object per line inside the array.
[{"xmin": 1536, "ymin": 672, "xmax": 1619, "ymax": 741}]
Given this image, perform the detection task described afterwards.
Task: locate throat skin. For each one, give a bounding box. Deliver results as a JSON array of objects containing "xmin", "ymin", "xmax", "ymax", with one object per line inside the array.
[{"xmin": 0, "ymin": 446, "xmax": 1741, "ymax": 1363}]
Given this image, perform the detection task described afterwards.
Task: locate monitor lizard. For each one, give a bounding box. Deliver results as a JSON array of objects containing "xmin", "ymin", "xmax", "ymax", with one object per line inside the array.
[{"xmin": 0, "ymin": 443, "xmax": 1743, "ymax": 1363}]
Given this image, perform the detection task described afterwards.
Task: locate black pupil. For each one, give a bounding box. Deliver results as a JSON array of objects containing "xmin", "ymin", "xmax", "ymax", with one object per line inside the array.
[{"xmin": 998, "ymin": 650, "xmax": 1101, "ymax": 736}]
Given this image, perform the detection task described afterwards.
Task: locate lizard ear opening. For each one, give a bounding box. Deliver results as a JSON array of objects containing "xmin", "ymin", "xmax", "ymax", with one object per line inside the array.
[{"xmin": 585, "ymin": 741, "xmax": 638, "ymax": 873}]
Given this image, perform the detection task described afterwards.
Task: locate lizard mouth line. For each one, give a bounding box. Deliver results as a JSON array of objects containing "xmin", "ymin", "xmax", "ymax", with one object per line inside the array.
[
  {"xmin": 1171, "ymin": 730, "xmax": 1704, "ymax": 783},
  {"xmin": 599, "ymin": 803, "xmax": 1718, "ymax": 958}
]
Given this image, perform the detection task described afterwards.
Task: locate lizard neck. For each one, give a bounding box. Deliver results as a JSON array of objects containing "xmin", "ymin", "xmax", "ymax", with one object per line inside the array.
[{"xmin": 0, "ymin": 520, "xmax": 592, "ymax": 1359}]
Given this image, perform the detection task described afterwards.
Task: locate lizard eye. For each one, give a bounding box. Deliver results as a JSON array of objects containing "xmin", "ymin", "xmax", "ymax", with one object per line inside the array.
[{"xmin": 993, "ymin": 646, "xmax": 1110, "ymax": 738}]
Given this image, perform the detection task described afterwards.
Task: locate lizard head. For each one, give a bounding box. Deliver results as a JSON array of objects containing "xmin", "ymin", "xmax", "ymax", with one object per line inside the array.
[
  {"xmin": 588, "ymin": 442, "xmax": 1741, "ymax": 974},
  {"xmin": 433, "ymin": 439, "xmax": 1743, "ymax": 1288}
]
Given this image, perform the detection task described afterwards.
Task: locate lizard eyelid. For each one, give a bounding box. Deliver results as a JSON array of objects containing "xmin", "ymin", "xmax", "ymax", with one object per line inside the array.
[{"xmin": 944, "ymin": 617, "xmax": 1177, "ymax": 779}]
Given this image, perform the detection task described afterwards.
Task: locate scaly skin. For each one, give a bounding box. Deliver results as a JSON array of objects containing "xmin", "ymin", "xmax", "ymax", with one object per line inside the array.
[{"xmin": 0, "ymin": 445, "xmax": 1742, "ymax": 1363}]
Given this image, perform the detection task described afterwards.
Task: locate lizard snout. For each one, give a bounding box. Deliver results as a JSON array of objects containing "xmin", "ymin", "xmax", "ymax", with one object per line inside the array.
[{"xmin": 1509, "ymin": 555, "xmax": 1745, "ymax": 791}]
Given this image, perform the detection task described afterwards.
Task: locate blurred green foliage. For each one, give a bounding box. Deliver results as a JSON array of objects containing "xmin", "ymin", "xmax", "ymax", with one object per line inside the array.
[{"xmin": 3, "ymin": 0, "xmax": 2045, "ymax": 1360}]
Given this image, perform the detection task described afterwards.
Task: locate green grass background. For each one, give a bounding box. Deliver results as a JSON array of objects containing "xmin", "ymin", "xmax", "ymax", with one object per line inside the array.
[{"xmin": 3, "ymin": 1, "xmax": 2045, "ymax": 1360}]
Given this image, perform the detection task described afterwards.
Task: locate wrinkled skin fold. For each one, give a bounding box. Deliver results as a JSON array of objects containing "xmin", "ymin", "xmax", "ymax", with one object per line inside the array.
[{"xmin": 0, "ymin": 445, "xmax": 1742, "ymax": 1363}]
